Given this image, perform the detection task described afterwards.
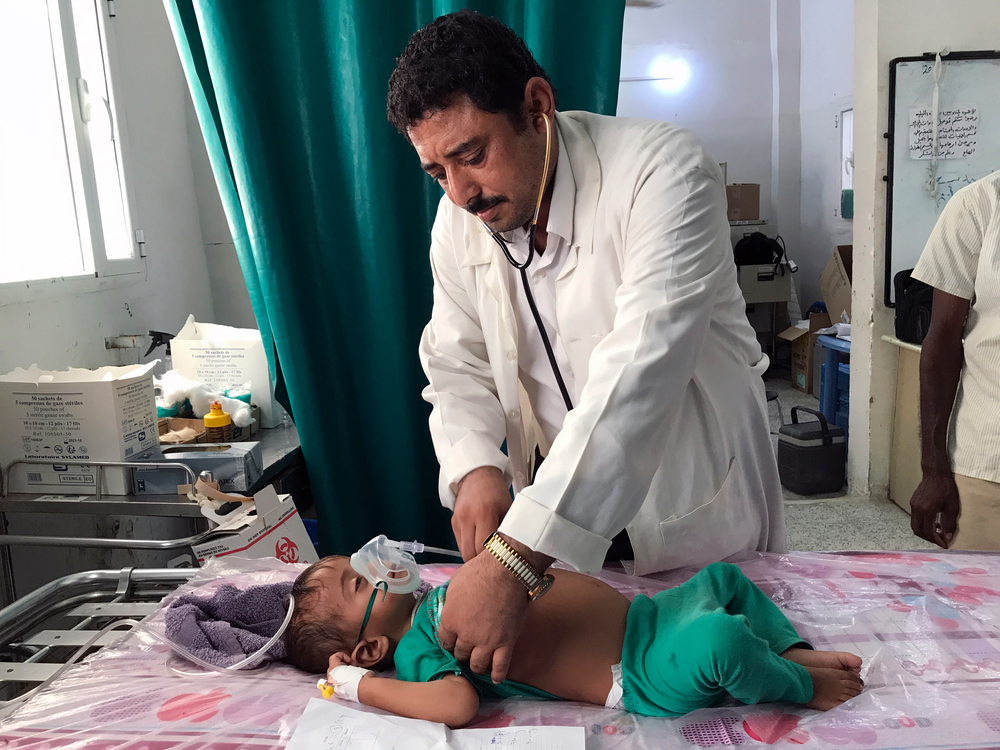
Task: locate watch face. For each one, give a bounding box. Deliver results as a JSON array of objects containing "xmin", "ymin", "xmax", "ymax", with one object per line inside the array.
[{"xmin": 529, "ymin": 574, "xmax": 555, "ymax": 601}]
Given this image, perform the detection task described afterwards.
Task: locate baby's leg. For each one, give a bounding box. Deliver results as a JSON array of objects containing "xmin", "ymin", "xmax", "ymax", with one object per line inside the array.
[
  {"xmin": 698, "ymin": 563, "xmax": 809, "ymax": 655},
  {"xmin": 682, "ymin": 609, "xmax": 814, "ymax": 706},
  {"xmin": 698, "ymin": 564, "xmax": 862, "ymax": 674}
]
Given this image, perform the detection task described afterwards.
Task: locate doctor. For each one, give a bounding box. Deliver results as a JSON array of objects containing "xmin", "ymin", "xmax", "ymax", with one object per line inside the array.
[{"xmin": 387, "ymin": 10, "xmax": 784, "ymax": 684}]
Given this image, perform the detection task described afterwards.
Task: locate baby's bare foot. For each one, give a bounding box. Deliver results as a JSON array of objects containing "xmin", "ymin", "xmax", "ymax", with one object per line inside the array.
[
  {"xmin": 804, "ymin": 666, "xmax": 863, "ymax": 710},
  {"xmin": 782, "ymin": 647, "xmax": 862, "ymax": 674}
]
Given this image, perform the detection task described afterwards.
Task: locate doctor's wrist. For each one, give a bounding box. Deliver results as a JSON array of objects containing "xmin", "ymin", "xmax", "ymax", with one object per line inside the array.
[
  {"xmin": 455, "ymin": 466, "xmax": 505, "ymax": 496},
  {"xmin": 496, "ymin": 533, "xmax": 553, "ymax": 577}
]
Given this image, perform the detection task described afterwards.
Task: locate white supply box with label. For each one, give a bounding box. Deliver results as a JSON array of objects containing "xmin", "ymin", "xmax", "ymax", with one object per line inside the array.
[
  {"xmin": 171, "ymin": 316, "xmax": 280, "ymax": 428},
  {"xmin": 0, "ymin": 363, "xmax": 159, "ymax": 494},
  {"xmin": 191, "ymin": 486, "xmax": 318, "ymax": 565}
]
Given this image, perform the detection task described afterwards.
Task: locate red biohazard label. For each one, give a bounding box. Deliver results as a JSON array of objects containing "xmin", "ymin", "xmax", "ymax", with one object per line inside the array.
[{"xmin": 275, "ymin": 537, "xmax": 299, "ymax": 563}]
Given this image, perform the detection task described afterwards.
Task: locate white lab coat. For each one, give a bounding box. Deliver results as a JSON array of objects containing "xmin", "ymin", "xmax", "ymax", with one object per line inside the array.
[{"xmin": 419, "ymin": 111, "xmax": 785, "ymax": 575}]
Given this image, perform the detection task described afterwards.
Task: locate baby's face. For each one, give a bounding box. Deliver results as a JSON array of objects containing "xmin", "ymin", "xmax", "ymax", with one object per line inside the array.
[{"xmin": 310, "ymin": 556, "xmax": 415, "ymax": 642}]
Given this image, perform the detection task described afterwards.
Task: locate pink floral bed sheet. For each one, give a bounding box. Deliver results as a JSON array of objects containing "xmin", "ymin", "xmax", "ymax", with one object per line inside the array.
[{"xmin": 2, "ymin": 550, "xmax": 1000, "ymax": 749}]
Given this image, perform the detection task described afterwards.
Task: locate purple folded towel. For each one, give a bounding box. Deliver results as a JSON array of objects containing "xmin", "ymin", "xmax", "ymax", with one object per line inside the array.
[{"xmin": 165, "ymin": 581, "xmax": 293, "ymax": 668}]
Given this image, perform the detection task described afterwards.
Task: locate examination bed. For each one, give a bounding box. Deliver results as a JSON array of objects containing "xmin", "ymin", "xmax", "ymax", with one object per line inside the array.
[{"xmin": 1, "ymin": 549, "xmax": 999, "ymax": 749}]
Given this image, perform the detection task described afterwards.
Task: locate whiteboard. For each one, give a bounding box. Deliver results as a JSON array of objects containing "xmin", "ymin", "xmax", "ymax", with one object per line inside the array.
[{"xmin": 885, "ymin": 53, "xmax": 1000, "ymax": 305}]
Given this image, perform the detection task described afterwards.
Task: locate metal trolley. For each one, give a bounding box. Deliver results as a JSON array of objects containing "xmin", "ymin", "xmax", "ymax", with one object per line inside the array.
[
  {"xmin": 0, "ymin": 459, "xmax": 213, "ymax": 607},
  {"xmin": 0, "ymin": 566, "xmax": 196, "ymax": 701}
]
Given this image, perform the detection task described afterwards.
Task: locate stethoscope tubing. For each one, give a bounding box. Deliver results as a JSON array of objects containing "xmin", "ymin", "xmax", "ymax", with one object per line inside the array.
[{"xmin": 480, "ymin": 112, "xmax": 574, "ymax": 413}]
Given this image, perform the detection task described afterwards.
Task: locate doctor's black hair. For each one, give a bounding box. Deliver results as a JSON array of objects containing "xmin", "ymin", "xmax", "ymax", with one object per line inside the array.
[
  {"xmin": 387, "ymin": 9, "xmax": 555, "ymax": 137},
  {"xmin": 284, "ymin": 557, "xmax": 355, "ymax": 674}
]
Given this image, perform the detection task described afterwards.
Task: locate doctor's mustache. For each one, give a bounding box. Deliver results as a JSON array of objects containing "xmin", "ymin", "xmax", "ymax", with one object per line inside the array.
[{"xmin": 464, "ymin": 194, "xmax": 507, "ymax": 215}]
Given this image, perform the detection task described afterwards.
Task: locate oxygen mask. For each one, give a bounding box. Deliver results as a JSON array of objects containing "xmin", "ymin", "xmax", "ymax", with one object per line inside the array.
[
  {"xmin": 351, "ymin": 534, "xmax": 423, "ymax": 594},
  {"xmin": 350, "ymin": 535, "xmax": 423, "ymax": 643}
]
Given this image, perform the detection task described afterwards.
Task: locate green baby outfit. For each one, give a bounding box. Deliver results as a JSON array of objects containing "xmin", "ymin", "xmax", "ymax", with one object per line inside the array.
[
  {"xmin": 621, "ymin": 562, "xmax": 813, "ymax": 716},
  {"xmin": 392, "ymin": 562, "xmax": 813, "ymax": 716}
]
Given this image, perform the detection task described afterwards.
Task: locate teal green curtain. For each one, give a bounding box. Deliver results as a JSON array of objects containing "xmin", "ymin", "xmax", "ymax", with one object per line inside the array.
[{"xmin": 164, "ymin": 0, "xmax": 626, "ymax": 556}]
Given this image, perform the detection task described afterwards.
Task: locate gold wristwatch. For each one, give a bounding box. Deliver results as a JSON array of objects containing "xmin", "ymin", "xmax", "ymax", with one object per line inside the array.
[{"xmin": 483, "ymin": 532, "xmax": 555, "ymax": 601}]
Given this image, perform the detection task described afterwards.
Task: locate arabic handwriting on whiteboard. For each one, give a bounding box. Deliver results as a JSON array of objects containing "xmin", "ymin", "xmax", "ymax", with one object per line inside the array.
[
  {"xmin": 934, "ymin": 172, "xmax": 990, "ymax": 210},
  {"xmin": 908, "ymin": 105, "xmax": 979, "ymax": 160}
]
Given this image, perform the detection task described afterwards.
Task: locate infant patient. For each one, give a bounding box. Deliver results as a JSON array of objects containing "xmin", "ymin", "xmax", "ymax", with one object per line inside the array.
[{"xmin": 285, "ymin": 558, "xmax": 863, "ymax": 727}]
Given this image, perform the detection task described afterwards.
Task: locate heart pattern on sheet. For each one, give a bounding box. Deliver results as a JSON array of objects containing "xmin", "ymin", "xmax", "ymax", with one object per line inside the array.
[{"xmin": 742, "ymin": 711, "xmax": 806, "ymax": 744}]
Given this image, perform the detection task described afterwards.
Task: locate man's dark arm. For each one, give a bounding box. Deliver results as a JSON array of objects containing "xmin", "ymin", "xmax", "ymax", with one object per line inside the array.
[{"xmin": 910, "ymin": 288, "xmax": 970, "ymax": 547}]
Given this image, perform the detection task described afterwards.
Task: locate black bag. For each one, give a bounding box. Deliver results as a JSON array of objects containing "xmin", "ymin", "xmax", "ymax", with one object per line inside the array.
[
  {"xmin": 733, "ymin": 232, "xmax": 786, "ymax": 269},
  {"xmin": 894, "ymin": 269, "xmax": 934, "ymax": 344}
]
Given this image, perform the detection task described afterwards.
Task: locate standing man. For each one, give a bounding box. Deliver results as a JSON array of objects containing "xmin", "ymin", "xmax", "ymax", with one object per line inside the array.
[
  {"xmin": 387, "ymin": 11, "xmax": 783, "ymax": 682},
  {"xmin": 910, "ymin": 170, "xmax": 1000, "ymax": 550}
]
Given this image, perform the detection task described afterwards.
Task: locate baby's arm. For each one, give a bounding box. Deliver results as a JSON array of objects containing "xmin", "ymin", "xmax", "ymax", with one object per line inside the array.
[
  {"xmin": 358, "ymin": 673, "xmax": 479, "ymax": 727},
  {"xmin": 325, "ymin": 652, "xmax": 479, "ymax": 728}
]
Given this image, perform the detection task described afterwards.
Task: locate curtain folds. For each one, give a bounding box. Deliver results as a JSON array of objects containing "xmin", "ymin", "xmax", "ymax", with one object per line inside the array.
[{"xmin": 164, "ymin": 0, "xmax": 626, "ymax": 555}]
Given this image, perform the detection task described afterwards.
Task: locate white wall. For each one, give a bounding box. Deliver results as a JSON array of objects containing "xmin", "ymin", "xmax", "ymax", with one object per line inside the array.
[
  {"xmin": 184, "ymin": 99, "xmax": 256, "ymax": 330},
  {"xmin": 618, "ymin": 0, "xmax": 776, "ymax": 216},
  {"xmin": 798, "ymin": 0, "xmax": 854, "ymax": 311},
  {"xmin": 0, "ymin": 0, "xmax": 215, "ymax": 374},
  {"xmin": 619, "ymin": 0, "xmax": 846, "ymax": 311},
  {"xmin": 771, "ymin": 0, "xmax": 802, "ymax": 268},
  {"xmin": 851, "ymin": 0, "xmax": 1000, "ymax": 497}
]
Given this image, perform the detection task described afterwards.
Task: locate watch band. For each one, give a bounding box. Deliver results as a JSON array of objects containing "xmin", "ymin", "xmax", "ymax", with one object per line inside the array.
[{"xmin": 483, "ymin": 532, "xmax": 554, "ymax": 600}]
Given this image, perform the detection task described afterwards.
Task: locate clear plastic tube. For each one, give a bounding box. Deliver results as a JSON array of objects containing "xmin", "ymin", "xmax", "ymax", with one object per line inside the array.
[{"xmin": 386, "ymin": 540, "xmax": 462, "ymax": 558}]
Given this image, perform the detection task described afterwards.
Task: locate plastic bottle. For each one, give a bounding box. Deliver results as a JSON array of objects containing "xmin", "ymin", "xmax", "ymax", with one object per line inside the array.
[{"xmin": 203, "ymin": 401, "xmax": 233, "ymax": 442}]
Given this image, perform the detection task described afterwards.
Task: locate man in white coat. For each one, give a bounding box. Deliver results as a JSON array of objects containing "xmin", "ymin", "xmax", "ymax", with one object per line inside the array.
[{"xmin": 387, "ymin": 10, "xmax": 784, "ymax": 683}]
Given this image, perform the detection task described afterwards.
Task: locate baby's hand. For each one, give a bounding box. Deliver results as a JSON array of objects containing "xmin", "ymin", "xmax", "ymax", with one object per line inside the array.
[
  {"xmin": 327, "ymin": 651, "xmax": 354, "ymax": 677},
  {"xmin": 324, "ymin": 652, "xmax": 372, "ymax": 704}
]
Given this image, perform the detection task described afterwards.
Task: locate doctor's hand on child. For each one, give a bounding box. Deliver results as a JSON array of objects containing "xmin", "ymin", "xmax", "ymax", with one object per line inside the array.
[{"xmin": 439, "ymin": 533, "xmax": 554, "ymax": 684}]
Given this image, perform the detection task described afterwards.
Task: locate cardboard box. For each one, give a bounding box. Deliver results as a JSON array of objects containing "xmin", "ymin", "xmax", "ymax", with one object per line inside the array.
[
  {"xmin": 738, "ymin": 265, "xmax": 792, "ymax": 304},
  {"xmin": 157, "ymin": 404, "xmax": 260, "ymax": 445},
  {"xmin": 171, "ymin": 316, "xmax": 280, "ymax": 428},
  {"xmin": 820, "ymin": 245, "xmax": 853, "ymax": 323},
  {"xmin": 132, "ymin": 442, "xmax": 264, "ymax": 495},
  {"xmin": 0, "ymin": 363, "xmax": 159, "ymax": 494},
  {"xmin": 158, "ymin": 418, "xmax": 206, "ymax": 445},
  {"xmin": 726, "ymin": 183, "xmax": 761, "ymax": 221},
  {"xmin": 191, "ymin": 485, "xmax": 318, "ymax": 565},
  {"xmin": 778, "ymin": 312, "xmax": 832, "ymax": 394}
]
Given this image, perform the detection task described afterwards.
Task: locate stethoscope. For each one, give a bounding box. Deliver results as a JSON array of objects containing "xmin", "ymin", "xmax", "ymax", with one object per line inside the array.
[{"xmin": 479, "ymin": 113, "xmax": 574, "ymax": 412}]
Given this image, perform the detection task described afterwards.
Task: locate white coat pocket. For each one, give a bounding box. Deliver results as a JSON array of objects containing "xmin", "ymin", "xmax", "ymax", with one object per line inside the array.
[{"xmin": 656, "ymin": 457, "xmax": 753, "ymax": 570}]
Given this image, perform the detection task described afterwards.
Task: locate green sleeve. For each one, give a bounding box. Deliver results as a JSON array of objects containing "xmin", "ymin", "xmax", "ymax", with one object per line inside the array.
[{"xmin": 393, "ymin": 589, "xmax": 463, "ymax": 684}]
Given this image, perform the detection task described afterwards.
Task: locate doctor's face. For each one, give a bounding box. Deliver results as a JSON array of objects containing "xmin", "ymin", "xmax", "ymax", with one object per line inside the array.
[{"xmin": 408, "ymin": 96, "xmax": 548, "ymax": 233}]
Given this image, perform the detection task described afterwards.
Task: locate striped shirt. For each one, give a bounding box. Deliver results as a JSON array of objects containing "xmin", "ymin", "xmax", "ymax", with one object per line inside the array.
[{"xmin": 913, "ymin": 170, "xmax": 1000, "ymax": 484}]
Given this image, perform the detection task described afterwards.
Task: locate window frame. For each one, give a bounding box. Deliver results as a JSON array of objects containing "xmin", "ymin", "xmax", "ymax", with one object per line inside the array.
[{"xmin": 0, "ymin": 0, "xmax": 142, "ymax": 296}]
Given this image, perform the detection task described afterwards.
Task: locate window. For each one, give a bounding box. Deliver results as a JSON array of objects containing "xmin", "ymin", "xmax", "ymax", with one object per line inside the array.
[
  {"xmin": 839, "ymin": 108, "xmax": 854, "ymax": 220},
  {"xmin": 0, "ymin": 0, "xmax": 139, "ymax": 286}
]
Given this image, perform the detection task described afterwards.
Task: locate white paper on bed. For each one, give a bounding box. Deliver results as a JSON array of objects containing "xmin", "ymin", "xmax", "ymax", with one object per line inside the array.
[{"xmin": 286, "ymin": 698, "xmax": 585, "ymax": 750}]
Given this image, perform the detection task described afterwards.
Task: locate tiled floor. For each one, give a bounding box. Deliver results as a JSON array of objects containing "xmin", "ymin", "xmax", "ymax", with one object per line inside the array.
[{"xmin": 764, "ymin": 371, "xmax": 937, "ymax": 553}]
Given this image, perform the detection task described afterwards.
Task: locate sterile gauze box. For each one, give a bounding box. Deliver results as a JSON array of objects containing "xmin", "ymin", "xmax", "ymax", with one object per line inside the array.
[
  {"xmin": 0, "ymin": 363, "xmax": 159, "ymax": 494},
  {"xmin": 171, "ymin": 316, "xmax": 280, "ymax": 428}
]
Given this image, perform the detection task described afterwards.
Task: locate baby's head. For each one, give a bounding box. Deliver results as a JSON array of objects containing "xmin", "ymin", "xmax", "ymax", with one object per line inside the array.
[{"xmin": 284, "ymin": 555, "xmax": 416, "ymax": 674}]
